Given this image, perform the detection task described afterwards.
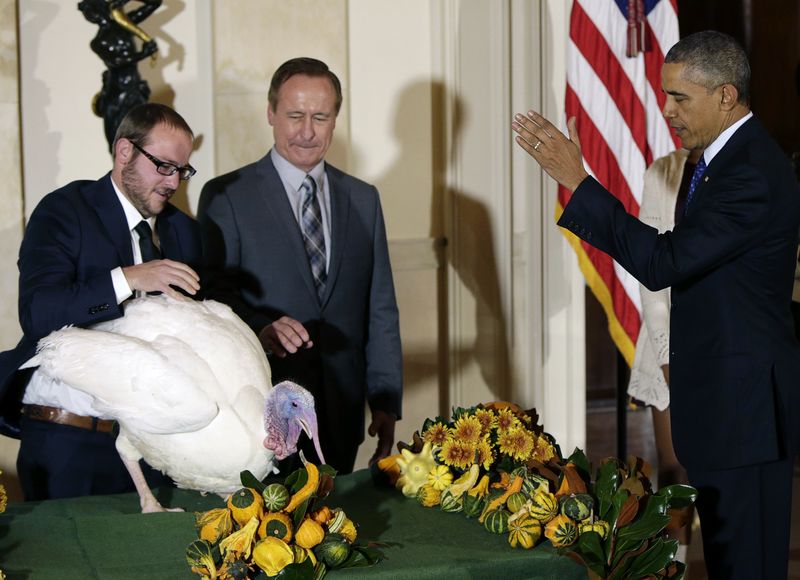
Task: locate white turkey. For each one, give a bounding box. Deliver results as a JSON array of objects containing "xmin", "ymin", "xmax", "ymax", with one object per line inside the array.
[{"xmin": 24, "ymin": 295, "xmax": 325, "ymax": 512}]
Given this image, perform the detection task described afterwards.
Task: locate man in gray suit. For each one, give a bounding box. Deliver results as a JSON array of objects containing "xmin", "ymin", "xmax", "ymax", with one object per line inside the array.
[{"xmin": 198, "ymin": 57, "xmax": 402, "ymax": 474}]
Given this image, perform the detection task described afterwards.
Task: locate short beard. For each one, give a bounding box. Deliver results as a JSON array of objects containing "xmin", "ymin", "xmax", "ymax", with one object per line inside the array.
[{"xmin": 121, "ymin": 162, "xmax": 174, "ymax": 218}]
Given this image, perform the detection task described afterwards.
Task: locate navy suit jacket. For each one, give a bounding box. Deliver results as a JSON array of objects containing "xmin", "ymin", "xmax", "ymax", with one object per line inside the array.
[
  {"xmin": 0, "ymin": 173, "xmax": 202, "ymax": 437},
  {"xmin": 198, "ymin": 153, "xmax": 402, "ymax": 460},
  {"xmin": 559, "ymin": 117, "xmax": 800, "ymax": 471}
]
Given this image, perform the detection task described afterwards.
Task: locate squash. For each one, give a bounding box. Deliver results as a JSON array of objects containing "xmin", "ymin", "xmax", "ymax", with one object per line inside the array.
[
  {"xmin": 462, "ymin": 493, "xmax": 486, "ymax": 518},
  {"xmin": 310, "ymin": 506, "xmax": 333, "ymax": 525},
  {"xmin": 262, "ymin": 483, "xmax": 291, "ymax": 512},
  {"xmin": 467, "ymin": 474, "xmax": 491, "ymax": 498},
  {"xmin": 483, "ymin": 509, "xmax": 511, "ymax": 534},
  {"xmin": 284, "ymin": 461, "xmax": 320, "ymax": 513},
  {"xmin": 522, "ymin": 473, "xmax": 550, "ymax": 496},
  {"xmin": 252, "ymin": 537, "xmax": 295, "ymax": 576},
  {"xmin": 295, "ymin": 518, "xmax": 326, "ymax": 549},
  {"xmin": 559, "ymin": 493, "xmax": 594, "ymax": 521},
  {"xmin": 479, "ymin": 473, "xmax": 524, "ymax": 523},
  {"xmin": 544, "ymin": 514, "xmax": 578, "ymax": 548},
  {"xmin": 227, "ymin": 487, "xmax": 264, "ymax": 527},
  {"xmin": 219, "ymin": 516, "xmax": 259, "ymax": 560},
  {"xmin": 449, "ymin": 463, "xmax": 481, "ymax": 497},
  {"xmin": 327, "ymin": 509, "xmax": 358, "ymax": 543},
  {"xmin": 427, "ymin": 465, "xmax": 453, "ymax": 491},
  {"xmin": 416, "ymin": 483, "xmax": 442, "ymax": 507},
  {"xmin": 506, "ymin": 491, "xmax": 528, "ymax": 514},
  {"xmin": 579, "ymin": 519, "xmax": 610, "ymax": 540},
  {"xmin": 395, "ymin": 442, "xmax": 438, "ymax": 498},
  {"xmin": 258, "ymin": 512, "xmax": 293, "ymax": 542},
  {"xmin": 528, "ymin": 490, "xmax": 558, "ymax": 523},
  {"xmin": 195, "ymin": 507, "xmax": 233, "ymax": 544},
  {"xmin": 439, "ymin": 488, "xmax": 464, "ymax": 513},
  {"xmin": 508, "ymin": 513, "xmax": 542, "ymax": 549},
  {"xmin": 314, "ymin": 532, "xmax": 352, "ymax": 568}
]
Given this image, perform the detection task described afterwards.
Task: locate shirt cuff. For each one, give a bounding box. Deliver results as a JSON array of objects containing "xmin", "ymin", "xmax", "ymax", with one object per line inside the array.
[{"xmin": 111, "ymin": 267, "xmax": 133, "ymax": 304}]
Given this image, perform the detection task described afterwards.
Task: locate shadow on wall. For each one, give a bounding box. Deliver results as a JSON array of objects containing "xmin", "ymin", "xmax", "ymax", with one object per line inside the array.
[
  {"xmin": 369, "ymin": 79, "xmax": 511, "ymax": 418},
  {"xmin": 23, "ymin": 0, "xmax": 62, "ymax": 215}
]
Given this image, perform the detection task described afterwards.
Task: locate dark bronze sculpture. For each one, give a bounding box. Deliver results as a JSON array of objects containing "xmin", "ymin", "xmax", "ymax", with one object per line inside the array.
[{"xmin": 78, "ymin": 0, "xmax": 162, "ymax": 150}]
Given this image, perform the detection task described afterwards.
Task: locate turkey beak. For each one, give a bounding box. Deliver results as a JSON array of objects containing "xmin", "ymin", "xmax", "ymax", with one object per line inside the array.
[{"xmin": 297, "ymin": 409, "xmax": 326, "ymax": 466}]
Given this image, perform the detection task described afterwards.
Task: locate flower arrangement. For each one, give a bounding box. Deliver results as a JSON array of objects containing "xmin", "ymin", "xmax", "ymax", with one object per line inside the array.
[
  {"xmin": 187, "ymin": 457, "xmax": 383, "ymax": 579},
  {"xmin": 378, "ymin": 402, "xmax": 697, "ymax": 579}
]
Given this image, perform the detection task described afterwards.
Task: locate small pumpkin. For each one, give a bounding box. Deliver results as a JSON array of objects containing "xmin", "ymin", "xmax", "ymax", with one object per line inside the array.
[
  {"xmin": 227, "ymin": 487, "xmax": 264, "ymax": 527},
  {"xmin": 483, "ymin": 509, "xmax": 511, "ymax": 534},
  {"xmin": 258, "ymin": 512, "xmax": 293, "ymax": 542},
  {"xmin": 310, "ymin": 506, "xmax": 333, "ymax": 525},
  {"xmin": 295, "ymin": 518, "xmax": 325, "ymax": 549},
  {"xmin": 545, "ymin": 514, "xmax": 578, "ymax": 548},
  {"xmin": 508, "ymin": 513, "xmax": 542, "ymax": 549},
  {"xmin": 427, "ymin": 465, "xmax": 454, "ymax": 491},
  {"xmin": 262, "ymin": 483, "xmax": 291, "ymax": 512}
]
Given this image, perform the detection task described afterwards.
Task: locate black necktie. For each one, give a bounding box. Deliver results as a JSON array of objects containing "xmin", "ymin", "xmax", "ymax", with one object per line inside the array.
[{"xmin": 134, "ymin": 220, "xmax": 161, "ymax": 262}]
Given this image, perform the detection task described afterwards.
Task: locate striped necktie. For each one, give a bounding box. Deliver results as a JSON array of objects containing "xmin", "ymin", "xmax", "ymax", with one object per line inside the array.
[
  {"xmin": 684, "ymin": 156, "xmax": 707, "ymax": 213},
  {"xmin": 134, "ymin": 220, "xmax": 161, "ymax": 262},
  {"xmin": 300, "ymin": 175, "xmax": 327, "ymax": 301}
]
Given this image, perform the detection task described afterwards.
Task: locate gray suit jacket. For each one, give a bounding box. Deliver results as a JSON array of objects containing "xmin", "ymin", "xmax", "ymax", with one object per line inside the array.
[{"xmin": 198, "ymin": 153, "xmax": 402, "ymax": 468}]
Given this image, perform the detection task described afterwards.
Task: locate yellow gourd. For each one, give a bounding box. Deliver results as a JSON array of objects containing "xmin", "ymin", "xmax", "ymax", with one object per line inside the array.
[
  {"xmin": 295, "ymin": 518, "xmax": 326, "ymax": 549},
  {"xmin": 284, "ymin": 461, "xmax": 320, "ymax": 513}
]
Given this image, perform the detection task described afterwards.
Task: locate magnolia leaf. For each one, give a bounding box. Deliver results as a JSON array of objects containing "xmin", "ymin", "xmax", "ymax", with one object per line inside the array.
[
  {"xmin": 285, "ymin": 468, "xmax": 308, "ymax": 493},
  {"xmin": 566, "ymin": 448, "xmax": 591, "ymax": 477},
  {"xmin": 291, "ymin": 497, "xmax": 311, "ymax": 528},
  {"xmin": 594, "ymin": 459, "xmax": 622, "ymax": 519},
  {"xmin": 656, "ymin": 484, "xmax": 698, "ymax": 510},
  {"xmin": 603, "ymin": 489, "xmax": 631, "ymax": 555},
  {"xmin": 609, "ymin": 539, "xmax": 649, "ymax": 578},
  {"xmin": 559, "ymin": 463, "xmax": 588, "ymax": 495},
  {"xmin": 571, "ymin": 529, "xmax": 606, "ymax": 578},
  {"xmin": 619, "ymin": 475, "xmax": 645, "ymax": 498},
  {"xmin": 316, "ymin": 472, "xmax": 335, "ymax": 501},
  {"xmin": 614, "ymin": 494, "xmax": 671, "ymax": 558},
  {"xmin": 616, "ymin": 495, "xmax": 640, "ymax": 528},
  {"xmin": 274, "ymin": 559, "xmax": 315, "ymax": 580},
  {"xmin": 240, "ymin": 470, "xmax": 267, "ymax": 494},
  {"xmin": 622, "ymin": 537, "xmax": 678, "ymax": 578}
]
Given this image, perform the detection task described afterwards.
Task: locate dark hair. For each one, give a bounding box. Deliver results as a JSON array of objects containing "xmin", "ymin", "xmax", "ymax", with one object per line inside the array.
[
  {"xmin": 665, "ymin": 31, "xmax": 751, "ymax": 105},
  {"xmin": 268, "ymin": 57, "xmax": 343, "ymax": 115},
  {"xmin": 112, "ymin": 103, "xmax": 194, "ymax": 157}
]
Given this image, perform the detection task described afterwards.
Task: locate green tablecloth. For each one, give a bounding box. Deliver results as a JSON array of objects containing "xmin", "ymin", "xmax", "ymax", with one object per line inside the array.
[{"xmin": 0, "ymin": 470, "xmax": 586, "ymax": 579}]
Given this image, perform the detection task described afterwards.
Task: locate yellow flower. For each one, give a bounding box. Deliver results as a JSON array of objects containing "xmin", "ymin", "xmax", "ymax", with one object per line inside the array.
[
  {"xmin": 497, "ymin": 426, "xmax": 535, "ymax": 461},
  {"xmin": 451, "ymin": 415, "xmax": 483, "ymax": 444},
  {"xmin": 496, "ymin": 408, "xmax": 521, "ymax": 433},
  {"xmin": 475, "ymin": 438, "xmax": 495, "ymax": 470},
  {"xmin": 252, "ymin": 537, "xmax": 294, "ymax": 576},
  {"xmin": 531, "ymin": 435, "xmax": 556, "ymax": 463},
  {"xmin": 422, "ymin": 422, "xmax": 450, "ymax": 446},
  {"xmin": 473, "ymin": 409, "xmax": 497, "ymax": 436},
  {"xmin": 427, "ymin": 464, "xmax": 454, "ymax": 491},
  {"xmin": 440, "ymin": 437, "xmax": 475, "ymax": 470},
  {"xmin": 219, "ymin": 516, "xmax": 259, "ymax": 561}
]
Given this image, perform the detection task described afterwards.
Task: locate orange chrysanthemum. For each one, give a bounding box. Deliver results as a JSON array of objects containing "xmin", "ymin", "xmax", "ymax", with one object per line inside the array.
[
  {"xmin": 451, "ymin": 415, "xmax": 483, "ymax": 444},
  {"xmin": 440, "ymin": 438, "xmax": 476, "ymax": 470},
  {"xmin": 473, "ymin": 409, "xmax": 497, "ymax": 437},
  {"xmin": 531, "ymin": 435, "xmax": 556, "ymax": 463},
  {"xmin": 475, "ymin": 438, "xmax": 495, "ymax": 470},
  {"xmin": 497, "ymin": 426, "xmax": 535, "ymax": 461},
  {"xmin": 496, "ymin": 408, "xmax": 521, "ymax": 433},
  {"xmin": 422, "ymin": 422, "xmax": 450, "ymax": 447}
]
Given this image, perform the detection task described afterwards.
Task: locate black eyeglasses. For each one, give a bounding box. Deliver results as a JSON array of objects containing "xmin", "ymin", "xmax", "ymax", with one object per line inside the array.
[{"xmin": 131, "ymin": 142, "xmax": 197, "ymax": 181}]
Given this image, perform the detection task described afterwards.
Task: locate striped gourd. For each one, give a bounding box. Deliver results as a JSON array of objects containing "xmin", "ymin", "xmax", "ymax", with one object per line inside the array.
[
  {"xmin": 544, "ymin": 514, "xmax": 578, "ymax": 548},
  {"xmin": 528, "ymin": 490, "xmax": 558, "ymax": 523},
  {"xmin": 508, "ymin": 513, "xmax": 542, "ymax": 549},
  {"xmin": 483, "ymin": 509, "xmax": 510, "ymax": 534},
  {"xmin": 440, "ymin": 489, "xmax": 464, "ymax": 513}
]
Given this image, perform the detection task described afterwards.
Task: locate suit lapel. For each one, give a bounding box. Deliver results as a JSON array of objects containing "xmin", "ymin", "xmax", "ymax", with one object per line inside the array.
[
  {"xmin": 257, "ymin": 156, "xmax": 320, "ymax": 302},
  {"xmin": 322, "ymin": 166, "xmax": 351, "ymax": 308},
  {"xmin": 156, "ymin": 210, "xmax": 180, "ymax": 259},
  {"xmin": 686, "ymin": 116, "xmax": 758, "ymax": 216},
  {"xmin": 82, "ymin": 174, "xmax": 134, "ymax": 266}
]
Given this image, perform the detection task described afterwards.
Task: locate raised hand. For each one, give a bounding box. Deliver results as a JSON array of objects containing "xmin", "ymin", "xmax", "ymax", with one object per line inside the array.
[
  {"xmin": 512, "ymin": 111, "xmax": 589, "ymax": 192},
  {"xmin": 258, "ymin": 316, "xmax": 313, "ymax": 357},
  {"xmin": 122, "ymin": 259, "xmax": 200, "ymax": 299}
]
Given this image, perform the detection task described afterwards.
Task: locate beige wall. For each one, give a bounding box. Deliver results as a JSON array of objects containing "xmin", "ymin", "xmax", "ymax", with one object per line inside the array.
[{"xmin": 1, "ymin": 0, "xmax": 585, "ymax": 482}]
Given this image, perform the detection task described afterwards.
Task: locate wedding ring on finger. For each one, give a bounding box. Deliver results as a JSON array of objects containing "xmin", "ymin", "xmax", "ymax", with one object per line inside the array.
[{"xmin": 534, "ymin": 141, "xmax": 542, "ymax": 151}]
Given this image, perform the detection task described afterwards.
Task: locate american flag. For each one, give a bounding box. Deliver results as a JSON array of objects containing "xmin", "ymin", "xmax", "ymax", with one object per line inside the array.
[{"xmin": 559, "ymin": 0, "xmax": 680, "ymax": 366}]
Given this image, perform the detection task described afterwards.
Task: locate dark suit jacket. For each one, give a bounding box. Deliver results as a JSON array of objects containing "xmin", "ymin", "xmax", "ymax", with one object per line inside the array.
[
  {"xmin": 0, "ymin": 173, "xmax": 202, "ymax": 437},
  {"xmin": 559, "ymin": 117, "xmax": 800, "ymax": 471},
  {"xmin": 197, "ymin": 153, "xmax": 402, "ymax": 463}
]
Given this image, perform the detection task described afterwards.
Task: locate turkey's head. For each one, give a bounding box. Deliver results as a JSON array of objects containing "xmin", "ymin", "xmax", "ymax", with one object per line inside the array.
[{"xmin": 263, "ymin": 381, "xmax": 326, "ymax": 464}]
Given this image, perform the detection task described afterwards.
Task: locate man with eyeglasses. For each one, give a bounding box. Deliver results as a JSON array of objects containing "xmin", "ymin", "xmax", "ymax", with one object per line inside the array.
[{"xmin": 0, "ymin": 103, "xmax": 203, "ymax": 501}]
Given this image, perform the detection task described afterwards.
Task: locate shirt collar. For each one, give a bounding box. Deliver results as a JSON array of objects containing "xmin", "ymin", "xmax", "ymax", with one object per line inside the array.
[
  {"xmin": 702, "ymin": 111, "xmax": 753, "ymax": 166},
  {"xmin": 270, "ymin": 148, "xmax": 325, "ymax": 191},
  {"xmin": 110, "ymin": 174, "xmax": 156, "ymax": 231}
]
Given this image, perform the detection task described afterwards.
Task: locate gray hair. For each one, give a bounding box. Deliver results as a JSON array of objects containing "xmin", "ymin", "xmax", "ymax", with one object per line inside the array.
[{"xmin": 665, "ymin": 31, "xmax": 750, "ymax": 105}]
